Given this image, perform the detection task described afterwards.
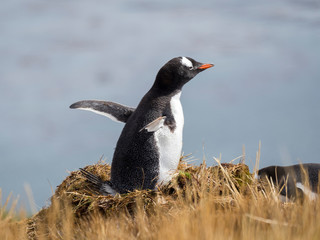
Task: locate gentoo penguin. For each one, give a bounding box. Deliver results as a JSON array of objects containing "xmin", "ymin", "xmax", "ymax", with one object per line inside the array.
[
  {"xmin": 70, "ymin": 57, "xmax": 213, "ymax": 195},
  {"xmin": 256, "ymin": 163, "xmax": 320, "ymax": 200}
]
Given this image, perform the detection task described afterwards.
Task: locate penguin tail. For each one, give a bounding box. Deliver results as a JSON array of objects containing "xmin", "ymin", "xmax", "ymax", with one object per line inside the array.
[{"xmin": 79, "ymin": 168, "xmax": 117, "ymax": 196}]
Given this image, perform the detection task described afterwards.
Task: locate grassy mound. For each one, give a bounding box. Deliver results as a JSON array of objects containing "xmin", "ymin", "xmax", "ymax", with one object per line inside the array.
[
  {"xmin": 26, "ymin": 158, "xmax": 251, "ymax": 238},
  {"xmin": 2, "ymin": 157, "xmax": 319, "ymax": 240}
]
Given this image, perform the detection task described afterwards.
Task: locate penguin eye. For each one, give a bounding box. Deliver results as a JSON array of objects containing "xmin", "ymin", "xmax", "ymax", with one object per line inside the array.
[{"xmin": 188, "ymin": 66, "xmax": 193, "ymax": 70}]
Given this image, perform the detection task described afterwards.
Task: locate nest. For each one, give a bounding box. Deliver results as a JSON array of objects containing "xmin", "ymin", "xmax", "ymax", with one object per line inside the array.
[{"xmin": 26, "ymin": 158, "xmax": 251, "ymax": 239}]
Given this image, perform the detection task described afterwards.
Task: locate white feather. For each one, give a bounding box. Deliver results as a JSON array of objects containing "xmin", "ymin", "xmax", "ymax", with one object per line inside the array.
[
  {"xmin": 296, "ymin": 182, "xmax": 318, "ymax": 200},
  {"xmin": 155, "ymin": 92, "xmax": 184, "ymax": 185},
  {"xmin": 181, "ymin": 57, "xmax": 193, "ymax": 68},
  {"xmin": 254, "ymin": 172, "xmax": 260, "ymax": 180},
  {"xmin": 102, "ymin": 183, "xmax": 118, "ymax": 196},
  {"xmin": 140, "ymin": 116, "xmax": 166, "ymax": 132},
  {"xmin": 76, "ymin": 107, "xmax": 121, "ymax": 123}
]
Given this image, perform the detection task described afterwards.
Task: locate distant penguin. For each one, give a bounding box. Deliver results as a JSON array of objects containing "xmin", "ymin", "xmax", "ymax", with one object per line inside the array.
[
  {"xmin": 256, "ymin": 163, "xmax": 320, "ymax": 200},
  {"xmin": 70, "ymin": 57, "xmax": 213, "ymax": 195}
]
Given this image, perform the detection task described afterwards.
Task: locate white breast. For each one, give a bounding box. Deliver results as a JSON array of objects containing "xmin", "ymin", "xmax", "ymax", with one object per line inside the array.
[{"xmin": 154, "ymin": 92, "xmax": 184, "ymax": 185}]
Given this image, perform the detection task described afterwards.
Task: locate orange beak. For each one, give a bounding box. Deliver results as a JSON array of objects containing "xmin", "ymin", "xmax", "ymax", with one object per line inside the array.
[{"xmin": 198, "ymin": 63, "xmax": 214, "ymax": 70}]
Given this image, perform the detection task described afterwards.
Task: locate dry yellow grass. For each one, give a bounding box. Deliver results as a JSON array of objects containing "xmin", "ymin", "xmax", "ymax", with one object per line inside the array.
[{"xmin": 1, "ymin": 156, "xmax": 320, "ymax": 240}]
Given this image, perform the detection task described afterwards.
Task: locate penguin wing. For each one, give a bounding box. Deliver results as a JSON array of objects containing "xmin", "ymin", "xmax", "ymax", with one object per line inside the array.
[
  {"xmin": 139, "ymin": 116, "xmax": 166, "ymax": 132},
  {"xmin": 70, "ymin": 100, "xmax": 135, "ymax": 123}
]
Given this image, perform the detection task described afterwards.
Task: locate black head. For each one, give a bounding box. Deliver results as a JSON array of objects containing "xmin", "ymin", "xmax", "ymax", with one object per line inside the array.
[{"xmin": 152, "ymin": 56, "xmax": 213, "ymax": 93}]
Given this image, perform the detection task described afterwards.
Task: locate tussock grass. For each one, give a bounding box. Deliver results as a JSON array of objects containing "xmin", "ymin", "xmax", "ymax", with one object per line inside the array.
[{"xmin": 1, "ymin": 156, "xmax": 320, "ymax": 240}]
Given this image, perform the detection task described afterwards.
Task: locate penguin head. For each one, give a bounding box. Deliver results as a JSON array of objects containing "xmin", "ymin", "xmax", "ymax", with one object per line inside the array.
[{"xmin": 153, "ymin": 57, "xmax": 214, "ymax": 92}]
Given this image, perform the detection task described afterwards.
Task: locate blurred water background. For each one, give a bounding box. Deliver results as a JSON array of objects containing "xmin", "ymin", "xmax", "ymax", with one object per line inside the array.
[{"xmin": 1, "ymin": 0, "xmax": 319, "ymax": 211}]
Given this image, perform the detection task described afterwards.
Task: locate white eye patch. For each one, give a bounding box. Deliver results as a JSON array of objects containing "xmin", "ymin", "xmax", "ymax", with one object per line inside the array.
[{"xmin": 181, "ymin": 57, "xmax": 193, "ymax": 68}]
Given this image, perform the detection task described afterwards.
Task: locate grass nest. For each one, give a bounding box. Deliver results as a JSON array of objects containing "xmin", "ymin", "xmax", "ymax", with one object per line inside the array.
[{"xmin": 26, "ymin": 157, "xmax": 252, "ymax": 239}]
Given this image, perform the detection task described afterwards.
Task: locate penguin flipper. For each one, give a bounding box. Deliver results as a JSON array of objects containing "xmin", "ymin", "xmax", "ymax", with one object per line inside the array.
[
  {"xmin": 79, "ymin": 168, "xmax": 117, "ymax": 196},
  {"xmin": 70, "ymin": 100, "xmax": 135, "ymax": 123},
  {"xmin": 295, "ymin": 182, "xmax": 318, "ymax": 200},
  {"xmin": 139, "ymin": 116, "xmax": 166, "ymax": 132}
]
